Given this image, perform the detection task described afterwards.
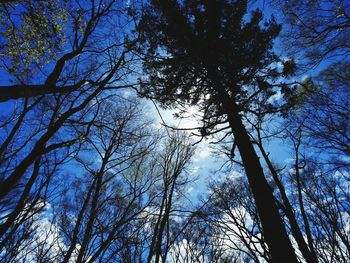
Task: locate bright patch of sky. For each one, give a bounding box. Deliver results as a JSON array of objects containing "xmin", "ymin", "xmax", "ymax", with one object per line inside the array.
[{"xmin": 148, "ymin": 103, "xmax": 219, "ymax": 200}]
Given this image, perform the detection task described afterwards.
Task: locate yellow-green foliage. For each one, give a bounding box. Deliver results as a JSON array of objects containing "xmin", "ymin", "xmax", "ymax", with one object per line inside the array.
[
  {"xmin": 0, "ymin": 0, "xmax": 68, "ymax": 78},
  {"xmin": 290, "ymin": 77, "xmax": 317, "ymax": 108}
]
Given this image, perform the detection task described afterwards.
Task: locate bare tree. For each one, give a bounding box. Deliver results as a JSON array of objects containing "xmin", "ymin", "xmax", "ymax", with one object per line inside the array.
[
  {"xmin": 285, "ymin": 62, "xmax": 350, "ymax": 169},
  {"xmin": 0, "ymin": 0, "xmax": 136, "ymax": 101},
  {"xmin": 0, "ymin": 0, "xmax": 138, "ymax": 256},
  {"xmin": 272, "ymin": 0, "xmax": 350, "ymax": 67},
  {"xmin": 146, "ymin": 131, "xmax": 195, "ymax": 263}
]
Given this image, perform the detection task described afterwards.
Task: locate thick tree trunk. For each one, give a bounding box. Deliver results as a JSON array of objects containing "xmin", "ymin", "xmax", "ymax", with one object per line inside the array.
[
  {"xmin": 229, "ymin": 110, "xmax": 297, "ymax": 262},
  {"xmin": 258, "ymin": 142, "xmax": 318, "ymax": 263},
  {"xmin": 219, "ymin": 91, "xmax": 298, "ymax": 263}
]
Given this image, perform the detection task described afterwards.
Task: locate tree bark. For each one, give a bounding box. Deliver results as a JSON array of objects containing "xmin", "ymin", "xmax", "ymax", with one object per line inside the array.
[
  {"xmin": 258, "ymin": 142, "xmax": 318, "ymax": 263},
  {"xmin": 0, "ymin": 83, "xmax": 83, "ymax": 102},
  {"xmin": 219, "ymin": 89, "xmax": 298, "ymax": 263}
]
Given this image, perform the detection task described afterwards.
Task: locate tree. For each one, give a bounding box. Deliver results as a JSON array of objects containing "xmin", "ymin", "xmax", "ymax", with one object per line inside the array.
[
  {"xmin": 243, "ymin": 110, "xmax": 320, "ymax": 263},
  {"xmin": 56, "ymin": 96, "xmax": 160, "ymax": 263},
  {"xmin": 244, "ymin": 63, "xmax": 350, "ymax": 262},
  {"xmin": 272, "ymin": 0, "xmax": 350, "ymax": 67},
  {"xmin": 0, "ymin": 0, "xmax": 135, "ymax": 101},
  {"xmin": 0, "ymin": 0, "xmax": 68, "ymax": 79},
  {"xmin": 279, "ymin": 63, "xmax": 350, "ymax": 262},
  {"xmin": 146, "ymin": 131, "xmax": 195, "ymax": 263},
  {"xmin": 138, "ymin": 1, "xmax": 298, "ymax": 261},
  {"xmin": 286, "ymin": 62, "xmax": 350, "ymax": 169},
  {"xmin": 0, "ymin": 0, "xmax": 137, "ymax": 254},
  {"xmin": 279, "ymin": 124, "xmax": 350, "ymax": 263},
  {"xmin": 203, "ymin": 175, "xmax": 271, "ymax": 262}
]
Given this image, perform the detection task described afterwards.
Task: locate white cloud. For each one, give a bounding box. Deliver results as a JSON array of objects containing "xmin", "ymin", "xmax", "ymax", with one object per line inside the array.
[
  {"xmin": 301, "ymin": 74, "xmax": 310, "ymax": 81},
  {"xmin": 187, "ymin": 186, "xmax": 194, "ymax": 193},
  {"xmin": 193, "ymin": 146, "xmax": 211, "ymax": 162},
  {"xmin": 268, "ymin": 89, "xmax": 283, "ymax": 103},
  {"xmin": 189, "ymin": 166, "xmax": 199, "ymax": 175}
]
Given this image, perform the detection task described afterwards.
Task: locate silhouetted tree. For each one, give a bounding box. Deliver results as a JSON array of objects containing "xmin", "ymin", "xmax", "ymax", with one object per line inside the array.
[
  {"xmin": 57, "ymin": 96, "xmax": 159, "ymax": 263},
  {"xmin": 0, "ymin": 0, "xmax": 135, "ymax": 101},
  {"xmin": 139, "ymin": 1, "xmax": 297, "ymax": 261},
  {"xmin": 146, "ymin": 131, "xmax": 195, "ymax": 263},
  {"xmin": 272, "ymin": 0, "xmax": 350, "ymax": 67},
  {"xmin": 245, "ymin": 112, "xmax": 319, "ymax": 263},
  {"xmin": 0, "ymin": 0, "xmax": 137, "ymax": 254},
  {"xmin": 286, "ymin": 62, "xmax": 350, "ymax": 169}
]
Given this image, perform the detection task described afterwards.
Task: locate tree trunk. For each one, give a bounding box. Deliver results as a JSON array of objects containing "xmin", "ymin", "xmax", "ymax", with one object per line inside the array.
[
  {"xmin": 258, "ymin": 142, "xmax": 318, "ymax": 263},
  {"xmin": 219, "ymin": 91, "xmax": 298, "ymax": 263}
]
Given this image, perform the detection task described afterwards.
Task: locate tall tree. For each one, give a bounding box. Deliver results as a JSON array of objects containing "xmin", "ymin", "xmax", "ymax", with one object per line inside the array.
[
  {"xmin": 0, "ymin": 0, "xmax": 135, "ymax": 101},
  {"xmin": 286, "ymin": 62, "xmax": 350, "ymax": 169},
  {"xmin": 272, "ymin": 0, "xmax": 350, "ymax": 67},
  {"xmin": 139, "ymin": 0, "xmax": 298, "ymax": 262},
  {"xmin": 0, "ymin": 0, "xmax": 136, "ymax": 251},
  {"xmin": 146, "ymin": 131, "xmax": 194, "ymax": 263}
]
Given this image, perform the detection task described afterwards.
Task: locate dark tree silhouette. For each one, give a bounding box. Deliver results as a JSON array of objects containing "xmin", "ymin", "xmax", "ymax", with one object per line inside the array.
[
  {"xmin": 0, "ymin": 0, "xmax": 135, "ymax": 101},
  {"xmin": 138, "ymin": 1, "xmax": 297, "ymax": 262},
  {"xmin": 272, "ymin": 0, "xmax": 350, "ymax": 67},
  {"xmin": 0, "ymin": 0, "xmax": 137, "ymax": 254},
  {"xmin": 146, "ymin": 131, "xmax": 195, "ymax": 263},
  {"xmin": 286, "ymin": 62, "xmax": 350, "ymax": 169},
  {"xmin": 244, "ymin": 112, "xmax": 320, "ymax": 263}
]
